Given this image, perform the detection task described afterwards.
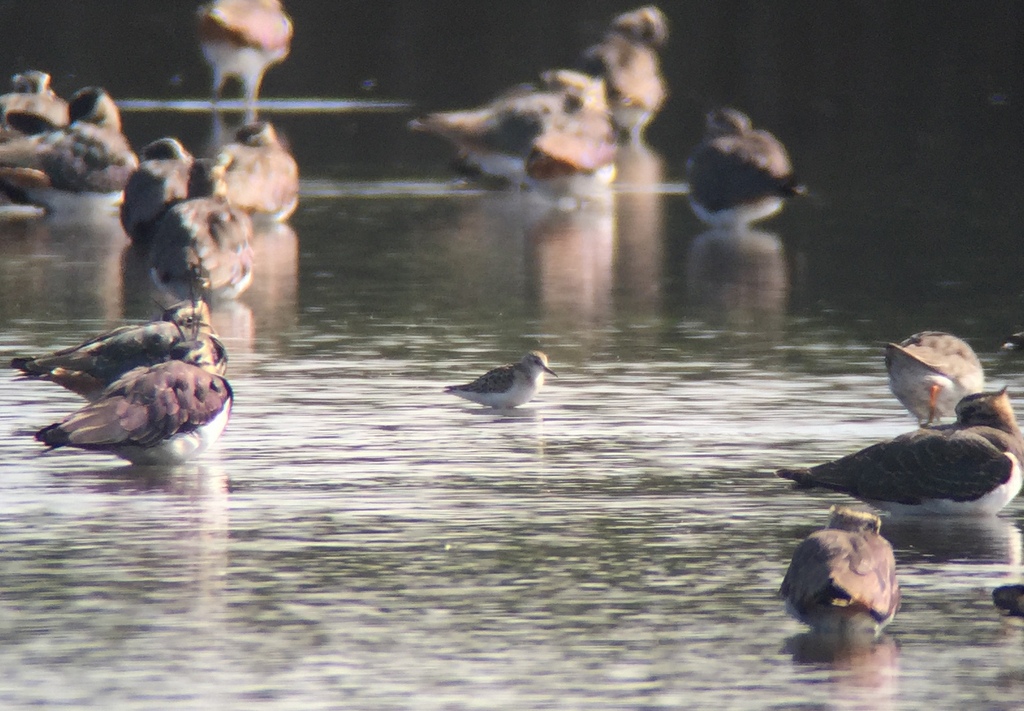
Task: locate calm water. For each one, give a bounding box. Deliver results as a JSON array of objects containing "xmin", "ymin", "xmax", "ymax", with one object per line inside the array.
[{"xmin": 2, "ymin": 2, "xmax": 1024, "ymax": 709}]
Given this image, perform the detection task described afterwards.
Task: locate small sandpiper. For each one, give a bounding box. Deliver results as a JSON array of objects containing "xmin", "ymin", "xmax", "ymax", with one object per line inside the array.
[
  {"xmin": 148, "ymin": 156, "xmax": 255, "ymax": 301},
  {"xmin": 445, "ymin": 351, "xmax": 556, "ymax": 409},
  {"xmin": 886, "ymin": 331, "xmax": 984, "ymax": 425},
  {"xmin": 197, "ymin": 0, "xmax": 292, "ymax": 115},
  {"xmin": 777, "ymin": 389, "xmax": 1024, "ymax": 516},
  {"xmin": 11, "ymin": 300, "xmax": 226, "ymax": 401},
  {"xmin": 577, "ymin": 5, "xmax": 668, "ymax": 143},
  {"xmin": 217, "ymin": 121, "xmax": 299, "ymax": 222},
  {"xmin": 780, "ymin": 506, "xmax": 900, "ymax": 636},
  {"xmin": 34, "ymin": 359, "xmax": 233, "ymax": 465},
  {"xmin": 686, "ymin": 107, "xmax": 805, "ymax": 226}
]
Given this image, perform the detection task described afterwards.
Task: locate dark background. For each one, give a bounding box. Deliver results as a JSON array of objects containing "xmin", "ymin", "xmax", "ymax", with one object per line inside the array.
[{"xmin": 0, "ymin": 1, "xmax": 1023, "ymax": 315}]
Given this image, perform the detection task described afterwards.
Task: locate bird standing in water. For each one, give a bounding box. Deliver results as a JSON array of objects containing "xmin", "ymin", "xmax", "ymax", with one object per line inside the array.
[
  {"xmin": 686, "ymin": 107, "xmax": 805, "ymax": 226},
  {"xmin": 445, "ymin": 352, "xmax": 556, "ymax": 409},
  {"xmin": 780, "ymin": 506, "xmax": 900, "ymax": 636},
  {"xmin": 777, "ymin": 390, "xmax": 1024, "ymax": 516},
  {"xmin": 197, "ymin": 0, "xmax": 293, "ymax": 117},
  {"xmin": 885, "ymin": 331, "xmax": 984, "ymax": 425}
]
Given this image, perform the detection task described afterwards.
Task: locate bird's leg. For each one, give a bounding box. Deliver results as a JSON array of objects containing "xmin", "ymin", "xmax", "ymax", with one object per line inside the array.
[
  {"xmin": 926, "ymin": 383, "xmax": 942, "ymax": 425},
  {"xmin": 628, "ymin": 116, "xmax": 648, "ymax": 145},
  {"xmin": 211, "ymin": 67, "xmax": 225, "ymax": 107},
  {"xmin": 243, "ymin": 71, "xmax": 263, "ymax": 122}
]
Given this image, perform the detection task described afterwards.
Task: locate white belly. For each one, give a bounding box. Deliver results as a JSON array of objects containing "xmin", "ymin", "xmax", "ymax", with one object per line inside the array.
[
  {"xmin": 688, "ymin": 195, "xmax": 784, "ymax": 227},
  {"xmin": 116, "ymin": 400, "xmax": 232, "ymax": 465},
  {"xmin": 202, "ymin": 41, "xmax": 285, "ymax": 81},
  {"xmin": 874, "ymin": 454, "xmax": 1023, "ymax": 517},
  {"xmin": 449, "ymin": 380, "xmax": 540, "ymax": 409},
  {"xmin": 465, "ymin": 151, "xmax": 527, "ymax": 184}
]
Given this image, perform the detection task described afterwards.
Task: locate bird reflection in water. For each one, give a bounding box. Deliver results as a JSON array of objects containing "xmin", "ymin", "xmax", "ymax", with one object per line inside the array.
[
  {"xmin": 529, "ymin": 193, "xmax": 615, "ymax": 332},
  {"xmin": 53, "ymin": 462, "xmax": 230, "ymax": 629},
  {"xmin": 244, "ymin": 221, "xmax": 299, "ymax": 339},
  {"xmin": 443, "ymin": 168, "xmax": 670, "ymax": 336},
  {"xmin": 785, "ymin": 632, "xmax": 900, "ymax": 695},
  {"xmin": 442, "ymin": 189, "xmax": 615, "ymax": 331},
  {"xmin": 883, "ymin": 516, "xmax": 1023, "ymax": 572},
  {"xmin": 0, "ymin": 212, "xmax": 127, "ymax": 323},
  {"xmin": 685, "ymin": 225, "xmax": 788, "ymax": 328},
  {"xmin": 613, "ymin": 142, "xmax": 665, "ymax": 315}
]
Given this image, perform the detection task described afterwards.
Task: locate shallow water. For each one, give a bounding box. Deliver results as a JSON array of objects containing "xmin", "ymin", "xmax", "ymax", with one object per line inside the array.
[
  {"xmin": 2, "ymin": 2, "xmax": 1024, "ymax": 709},
  {"xmin": 4, "ymin": 161, "xmax": 1024, "ymax": 709}
]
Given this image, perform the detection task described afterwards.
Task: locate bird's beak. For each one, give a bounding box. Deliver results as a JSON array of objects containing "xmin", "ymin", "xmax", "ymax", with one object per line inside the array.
[{"xmin": 544, "ymin": 365, "xmax": 557, "ymax": 377}]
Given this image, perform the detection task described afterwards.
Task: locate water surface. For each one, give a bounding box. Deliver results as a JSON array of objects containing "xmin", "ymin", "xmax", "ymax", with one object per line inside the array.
[{"xmin": 2, "ymin": 2, "xmax": 1024, "ymax": 709}]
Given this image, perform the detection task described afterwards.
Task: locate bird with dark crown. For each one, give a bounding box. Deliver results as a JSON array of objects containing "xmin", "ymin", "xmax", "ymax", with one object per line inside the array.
[
  {"xmin": 0, "ymin": 86, "xmax": 137, "ymax": 211},
  {"xmin": 11, "ymin": 300, "xmax": 226, "ymax": 401},
  {"xmin": 148, "ymin": 156, "xmax": 255, "ymax": 301},
  {"xmin": 778, "ymin": 390, "xmax": 1024, "ymax": 516}
]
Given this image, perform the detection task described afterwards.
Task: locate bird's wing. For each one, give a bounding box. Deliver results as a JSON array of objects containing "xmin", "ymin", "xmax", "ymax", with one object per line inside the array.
[
  {"xmin": 37, "ymin": 362, "xmax": 232, "ymax": 449},
  {"xmin": 799, "ymin": 429, "xmax": 1016, "ymax": 504}
]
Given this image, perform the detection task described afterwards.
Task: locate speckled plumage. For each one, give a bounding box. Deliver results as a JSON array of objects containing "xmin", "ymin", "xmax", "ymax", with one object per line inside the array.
[
  {"xmin": 11, "ymin": 300, "xmax": 226, "ymax": 400},
  {"xmin": 780, "ymin": 507, "xmax": 900, "ymax": 636},
  {"xmin": 777, "ymin": 390, "xmax": 1024, "ymax": 515},
  {"xmin": 445, "ymin": 351, "xmax": 556, "ymax": 408},
  {"xmin": 886, "ymin": 331, "xmax": 984, "ymax": 425}
]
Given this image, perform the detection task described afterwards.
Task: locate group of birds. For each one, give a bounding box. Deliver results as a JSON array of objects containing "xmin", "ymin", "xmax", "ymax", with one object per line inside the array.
[
  {"xmin": 446, "ymin": 333, "xmax": 1024, "ymax": 637},
  {"xmin": 5, "ymin": 1, "xmax": 1024, "ymax": 643},
  {"xmin": 12, "ymin": 299, "xmax": 233, "ymax": 464},
  {"xmin": 407, "ymin": 5, "xmax": 1022, "ymax": 637},
  {"xmin": 408, "ymin": 5, "xmax": 805, "ymax": 227},
  {"xmin": 2, "ymin": 1, "xmax": 299, "ymax": 464},
  {"xmin": 0, "ymin": 2, "xmax": 299, "ymax": 303},
  {"xmin": 777, "ymin": 330, "xmax": 1024, "ymax": 637},
  {"xmin": 409, "ymin": 6, "xmax": 665, "ymax": 201}
]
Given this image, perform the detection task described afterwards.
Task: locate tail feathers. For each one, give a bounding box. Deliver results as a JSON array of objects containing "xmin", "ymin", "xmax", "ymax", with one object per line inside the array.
[
  {"xmin": 35, "ymin": 423, "xmax": 69, "ymax": 449},
  {"xmin": 10, "ymin": 356, "xmax": 33, "ymax": 372},
  {"xmin": 776, "ymin": 467, "xmax": 816, "ymax": 488},
  {"xmin": 9, "ymin": 357, "xmax": 51, "ymax": 380}
]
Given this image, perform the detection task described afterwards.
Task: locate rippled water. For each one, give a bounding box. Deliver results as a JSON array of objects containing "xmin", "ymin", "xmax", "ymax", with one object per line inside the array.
[
  {"xmin": 3, "ymin": 136, "xmax": 1024, "ymax": 708},
  {"xmin": 1, "ymin": 2, "xmax": 1024, "ymax": 700}
]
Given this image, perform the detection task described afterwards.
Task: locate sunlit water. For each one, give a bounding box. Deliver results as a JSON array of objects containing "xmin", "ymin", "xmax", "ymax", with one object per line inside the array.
[{"xmin": 3, "ymin": 110, "xmax": 1024, "ymax": 709}]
